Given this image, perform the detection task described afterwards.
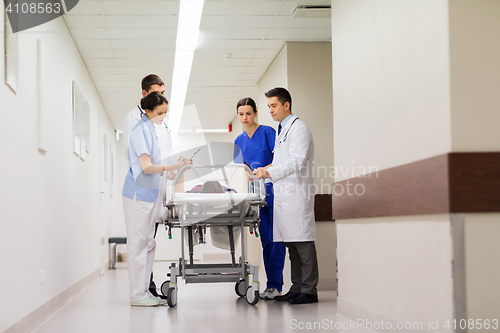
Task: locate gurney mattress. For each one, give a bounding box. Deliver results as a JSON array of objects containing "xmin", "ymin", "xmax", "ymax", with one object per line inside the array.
[{"xmin": 169, "ymin": 193, "xmax": 260, "ymax": 204}]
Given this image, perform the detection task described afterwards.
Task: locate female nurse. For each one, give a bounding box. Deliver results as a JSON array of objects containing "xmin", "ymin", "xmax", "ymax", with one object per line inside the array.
[
  {"xmin": 234, "ymin": 97, "xmax": 286, "ymax": 300},
  {"xmin": 122, "ymin": 92, "xmax": 190, "ymax": 307}
]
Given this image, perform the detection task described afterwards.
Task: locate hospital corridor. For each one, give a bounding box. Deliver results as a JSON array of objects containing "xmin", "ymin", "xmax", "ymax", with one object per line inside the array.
[
  {"xmin": 1, "ymin": 1, "xmax": 500, "ymax": 333},
  {"xmin": 28, "ymin": 261, "xmax": 348, "ymax": 333}
]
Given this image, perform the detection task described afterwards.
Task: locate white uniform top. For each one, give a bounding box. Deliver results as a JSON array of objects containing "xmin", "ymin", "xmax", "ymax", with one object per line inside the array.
[
  {"xmin": 121, "ymin": 105, "xmax": 174, "ymax": 221},
  {"xmin": 122, "ymin": 105, "xmax": 173, "ymax": 165},
  {"xmin": 267, "ymin": 114, "xmax": 316, "ymax": 242}
]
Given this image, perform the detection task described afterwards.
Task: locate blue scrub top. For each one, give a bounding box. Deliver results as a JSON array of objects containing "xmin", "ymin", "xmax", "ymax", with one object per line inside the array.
[
  {"xmin": 234, "ymin": 125, "xmax": 275, "ymax": 207},
  {"xmin": 122, "ymin": 115, "xmax": 161, "ymax": 203}
]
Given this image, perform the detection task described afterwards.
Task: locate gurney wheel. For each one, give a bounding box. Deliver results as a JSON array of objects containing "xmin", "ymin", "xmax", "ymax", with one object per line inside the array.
[
  {"xmin": 235, "ymin": 279, "xmax": 246, "ymax": 297},
  {"xmin": 245, "ymin": 286, "xmax": 259, "ymax": 305},
  {"xmin": 160, "ymin": 281, "xmax": 170, "ymax": 296},
  {"xmin": 167, "ymin": 287, "xmax": 177, "ymax": 307}
]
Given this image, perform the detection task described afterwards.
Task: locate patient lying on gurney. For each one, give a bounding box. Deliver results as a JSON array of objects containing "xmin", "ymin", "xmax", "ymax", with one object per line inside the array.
[
  {"xmin": 186, "ymin": 180, "xmax": 242, "ymax": 251},
  {"xmin": 186, "ymin": 182, "xmax": 236, "ymax": 193}
]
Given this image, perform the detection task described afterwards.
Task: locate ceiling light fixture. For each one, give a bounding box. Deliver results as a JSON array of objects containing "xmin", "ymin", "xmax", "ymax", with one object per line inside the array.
[
  {"xmin": 195, "ymin": 129, "xmax": 229, "ymax": 133},
  {"xmin": 291, "ymin": 5, "xmax": 331, "ymax": 18},
  {"xmin": 169, "ymin": 0, "xmax": 205, "ymax": 134}
]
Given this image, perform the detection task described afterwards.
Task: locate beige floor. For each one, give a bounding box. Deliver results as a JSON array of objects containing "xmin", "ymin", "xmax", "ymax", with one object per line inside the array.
[{"xmin": 30, "ymin": 261, "xmax": 369, "ymax": 333}]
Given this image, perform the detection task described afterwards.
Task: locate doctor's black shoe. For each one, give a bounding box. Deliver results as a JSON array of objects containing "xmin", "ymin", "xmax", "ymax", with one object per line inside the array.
[
  {"xmin": 288, "ymin": 293, "xmax": 318, "ymax": 304},
  {"xmin": 274, "ymin": 291, "xmax": 299, "ymax": 301}
]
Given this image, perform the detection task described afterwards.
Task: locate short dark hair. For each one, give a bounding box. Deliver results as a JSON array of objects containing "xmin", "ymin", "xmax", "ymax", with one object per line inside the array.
[
  {"xmin": 141, "ymin": 74, "xmax": 164, "ymax": 92},
  {"xmin": 265, "ymin": 87, "xmax": 292, "ymax": 111},
  {"xmin": 140, "ymin": 91, "xmax": 169, "ymax": 111},
  {"xmin": 236, "ymin": 97, "xmax": 257, "ymax": 113}
]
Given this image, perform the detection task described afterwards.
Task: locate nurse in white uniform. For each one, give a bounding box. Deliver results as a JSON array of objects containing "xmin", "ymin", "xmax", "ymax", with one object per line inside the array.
[
  {"xmin": 122, "ymin": 92, "xmax": 190, "ymax": 307},
  {"xmin": 254, "ymin": 87, "xmax": 319, "ymax": 305},
  {"xmin": 121, "ymin": 74, "xmax": 177, "ymax": 296}
]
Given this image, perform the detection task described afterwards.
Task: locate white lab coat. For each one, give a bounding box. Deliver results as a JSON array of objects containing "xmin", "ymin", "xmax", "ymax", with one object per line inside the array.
[
  {"xmin": 121, "ymin": 106, "xmax": 174, "ymax": 222},
  {"xmin": 267, "ymin": 114, "xmax": 316, "ymax": 242}
]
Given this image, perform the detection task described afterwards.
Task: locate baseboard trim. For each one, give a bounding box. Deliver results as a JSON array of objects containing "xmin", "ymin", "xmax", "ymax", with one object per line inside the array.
[
  {"xmin": 4, "ymin": 268, "xmax": 100, "ymax": 333},
  {"xmin": 318, "ymin": 278, "xmax": 337, "ymax": 291}
]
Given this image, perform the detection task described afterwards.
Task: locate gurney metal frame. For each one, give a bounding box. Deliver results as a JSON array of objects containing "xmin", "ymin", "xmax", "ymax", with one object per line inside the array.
[{"xmin": 161, "ymin": 164, "xmax": 266, "ymax": 307}]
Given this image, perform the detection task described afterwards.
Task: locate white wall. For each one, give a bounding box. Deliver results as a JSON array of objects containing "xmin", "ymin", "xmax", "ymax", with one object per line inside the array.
[
  {"xmin": 332, "ymin": 0, "xmax": 451, "ymax": 178},
  {"xmin": 0, "ymin": 15, "xmax": 120, "ymax": 332},
  {"xmin": 449, "ymin": 0, "xmax": 500, "ymax": 151},
  {"xmin": 287, "ymin": 42, "xmax": 334, "ymax": 194},
  {"xmin": 331, "ymin": 0, "xmax": 455, "ymax": 327},
  {"xmin": 257, "ymin": 43, "xmax": 288, "ymax": 129},
  {"xmin": 332, "ymin": 0, "xmax": 500, "ymax": 328},
  {"xmin": 464, "ymin": 213, "xmax": 500, "ymax": 321},
  {"xmin": 336, "ymin": 216, "xmax": 454, "ymax": 329},
  {"xmin": 447, "ymin": 1, "xmax": 500, "ymax": 319}
]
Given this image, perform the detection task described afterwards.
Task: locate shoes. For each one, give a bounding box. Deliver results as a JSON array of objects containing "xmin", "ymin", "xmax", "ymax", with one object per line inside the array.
[
  {"xmin": 156, "ymin": 297, "xmax": 169, "ymax": 305},
  {"xmin": 288, "ymin": 293, "xmax": 318, "ymax": 304},
  {"xmin": 130, "ymin": 296, "xmax": 161, "ymax": 307},
  {"xmin": 274, "ymin": 291, "xmax": 300, "ymax": 302},
  {"xmin": 259, "ymin": 288, "xmax": 281, "ymax": 300}
]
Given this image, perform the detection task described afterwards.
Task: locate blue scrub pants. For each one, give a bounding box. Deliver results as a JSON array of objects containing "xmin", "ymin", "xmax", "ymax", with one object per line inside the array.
[{"xmin": 259, "ymin": 206, "xmax": 286, "ymax": 292}]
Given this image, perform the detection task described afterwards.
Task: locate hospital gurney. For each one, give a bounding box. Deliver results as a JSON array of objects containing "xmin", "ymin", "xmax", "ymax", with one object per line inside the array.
[{"xmin": 160, "ymin": 164, "xmax": 266, "ymax": 307}]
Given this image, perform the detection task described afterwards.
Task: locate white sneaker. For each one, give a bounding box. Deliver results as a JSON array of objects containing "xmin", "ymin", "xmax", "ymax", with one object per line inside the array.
[
  {"xmin": 130, "ymin": 296, "xmax": 160, "ymax": 307},
  {"xmin": 259, "ymin": 288, "xmax": 281, "ymax": 300},
  {"xmin": 156, "ymin": 297, "xmax": 169, "ymax": 305}
]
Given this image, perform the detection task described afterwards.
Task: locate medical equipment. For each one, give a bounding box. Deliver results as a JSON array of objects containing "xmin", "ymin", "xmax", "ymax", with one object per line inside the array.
[
  {"xmin": 189, "ymin": 147, "xmax": 201, "ymax": 161},
  {"xmin": 160, "ymin": 164, "xmax": 267, "ymax": 307}
]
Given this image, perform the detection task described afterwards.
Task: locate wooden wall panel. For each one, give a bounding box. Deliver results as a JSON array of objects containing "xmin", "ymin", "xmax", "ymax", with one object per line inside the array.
[
  {"xmin": 314, "ymin": 194, "xmax": 333, "ymax": 221},
  {"xmin": 449, "ymin": 153, "xmax": 500, "ymax": 212},
  {"xmin": 332, "ymin": 155, "xmax": 450, "ymax": 219},
  {"xmin": 332, "ymin": 153, "xmax": 500, "ymax": 220}
]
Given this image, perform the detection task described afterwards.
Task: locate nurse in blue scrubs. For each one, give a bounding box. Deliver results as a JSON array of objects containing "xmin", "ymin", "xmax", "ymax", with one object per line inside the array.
[{"xmin": 234, "ymin": 97, "xmax": 286, "ymax": 300}]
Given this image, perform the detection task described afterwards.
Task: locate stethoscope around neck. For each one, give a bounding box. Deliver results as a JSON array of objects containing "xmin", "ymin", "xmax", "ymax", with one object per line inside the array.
[{"xmin": 280, "ymin": 117, "xmax": 299, "ymax": 143}]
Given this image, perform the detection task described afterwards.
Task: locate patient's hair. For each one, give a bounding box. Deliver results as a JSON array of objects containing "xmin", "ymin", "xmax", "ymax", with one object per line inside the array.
[
  {"xmin": 140, "ymin": 91, "xmax": 168, "ymax": 111},
  {"xmin": 236, "ymin": 97, "xmax": 257, "ymax": 113},
  {"xmin": 265, "ymin": 87, "xmax": 292, "ymax": 111},
  {"xmin": 141, "ymin": 74, "xmax": 164, "ymax": 92},
  {"xmin": 199, "ymin": 181, "xmax": 225, "ymax": 194}
]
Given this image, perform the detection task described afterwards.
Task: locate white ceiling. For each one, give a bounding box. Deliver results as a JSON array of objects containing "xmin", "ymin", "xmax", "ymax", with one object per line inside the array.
[{"xmin": 64, "ymin": 0, "xmax": 332, "ymax": 131}]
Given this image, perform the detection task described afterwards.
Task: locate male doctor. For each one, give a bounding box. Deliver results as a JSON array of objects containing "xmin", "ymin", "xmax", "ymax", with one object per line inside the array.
[
  {"xmin": 121, "ymin": 74, "xmax": 176, "ymax": 298},
  {"xmin": 254, "ymin": 87, "xmax": 319, "ymax": 304}
]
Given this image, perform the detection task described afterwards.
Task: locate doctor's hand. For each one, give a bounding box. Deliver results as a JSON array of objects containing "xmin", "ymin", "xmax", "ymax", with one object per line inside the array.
[
  {"xmin": 253, "ymin": 167, "xmax": 270, "ymax": 179},
  {"xmin": 166, "ymin": 171, "xmax": 176, "ymax": 180}
]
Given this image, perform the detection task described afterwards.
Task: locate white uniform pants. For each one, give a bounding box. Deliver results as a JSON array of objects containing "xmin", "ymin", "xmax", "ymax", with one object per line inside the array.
[{"xmin": 122, "ymin": 195, "xmax": 157, "ymax": 302}]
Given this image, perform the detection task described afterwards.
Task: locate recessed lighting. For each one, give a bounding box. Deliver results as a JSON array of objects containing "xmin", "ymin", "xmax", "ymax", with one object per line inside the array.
[{"xmin": 169, "ymin": 0, "xmax": 205, "ymax": 135}]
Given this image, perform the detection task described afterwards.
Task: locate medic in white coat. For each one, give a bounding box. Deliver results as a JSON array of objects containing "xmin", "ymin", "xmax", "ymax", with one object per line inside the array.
[
  {"xmin": 254, "ymin": 87, "xmax": 319, "ymax": 305},
  {"xmin": 266, "ymin": 114, "xmax": 316, "ymax": 242}
]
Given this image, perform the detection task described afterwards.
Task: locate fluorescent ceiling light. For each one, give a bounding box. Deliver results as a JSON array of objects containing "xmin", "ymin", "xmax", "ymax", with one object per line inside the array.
[
  {"xmin": 196, "ymin": 129, "xmax": 229, "ymax": 133},
  {"xmin": 175, "ymin": 129, "xmax": 229, "ymax": 134},
  {"xmin": 169, "ymin": 0, "xmax": 205, "ymax": 134}
]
